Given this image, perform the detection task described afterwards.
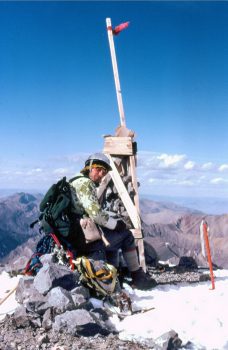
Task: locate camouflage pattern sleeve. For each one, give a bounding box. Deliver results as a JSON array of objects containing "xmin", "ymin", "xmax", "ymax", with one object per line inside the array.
[{"xmin": 71, "ymin": 175, "xmax": 117, "ymax": 229}]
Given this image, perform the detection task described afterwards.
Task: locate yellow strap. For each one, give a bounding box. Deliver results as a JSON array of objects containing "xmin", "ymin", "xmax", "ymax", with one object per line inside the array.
[
  {"xmin": 73, "ymin": 257, "xmax": 117, "ymax": 296},
  {"xmin": 84, "ymin": 259, "xmax": 96, "ymax": 279},
  {"xmin": 84, "ymin": 261, "xmax": 112, "ymax": 281},
  {"xmin": 75, "ymin": 257, "xmax": 114, "ymax": 283},
  {"xmin": 96, "ymin": 269, "xmax": 113, "ymax": 281}
]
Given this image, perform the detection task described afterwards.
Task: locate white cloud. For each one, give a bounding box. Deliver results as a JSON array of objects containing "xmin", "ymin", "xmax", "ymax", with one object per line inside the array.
[
  {"xmin": 210, "ymin": 178, "xmax": 227, "ymax": 184},
  {"xmin": 201, "ymin": 162, "xmax": 213, "ymax": 170},
  {"xmin": 184, "ymin": 161, "xmax": 196, "ymax": 170},
  {"xmin": 50, "ymin": 153, "xmax": 89, "ymax": 164},
  {"xmin": 166, "ymin": 178, "xmax": 178, "ymax": 184},
  {"xmin": 148, "ymin": 178, "xmax": 157, "ymax": 183},
  {"xmin": 197, "ymin": 176, "xmax": 206, "ymax": 183},
  {"xmin": 138, "ymin": 151, "xmax": 226, "ymax": 195},
  {"xmin": 177, "ymin": 180, "xmax": 194, "ymax": 186},
  {"xmin": 25, "ymin": 168, "xmax": 44, "ymax": 176},
  {"xmin": 0, "ymin": 170, "xmax": 10, "ymax": 175},
  {"xmin": 33, "ymin": 168, "xmax": 43, "ymax": 173},
  {"xmin": 157, "ymin": 153, "xmax": 186, "ymax": 168},
  {"xmin": 2, "ymin": 150, "xmax": 228, "ymax": 198},
  {"xmin": 53, "ymin": 168, "xmax": 68, "ymax": 175},
  {"xmin": 218, "ymin": 164, "xmax": 228, "ymax": 172}
]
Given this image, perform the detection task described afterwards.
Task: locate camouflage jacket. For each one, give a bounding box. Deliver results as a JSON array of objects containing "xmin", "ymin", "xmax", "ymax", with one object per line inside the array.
[{"xmin": 70, "ymin": 173, "xmax": 117, "ymax": 230}]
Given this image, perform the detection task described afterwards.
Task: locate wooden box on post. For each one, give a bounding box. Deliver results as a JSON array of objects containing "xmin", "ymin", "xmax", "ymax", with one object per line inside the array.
[{"xmin": 103, "ymin": 136, "xmax": 133, "ymax": 156}]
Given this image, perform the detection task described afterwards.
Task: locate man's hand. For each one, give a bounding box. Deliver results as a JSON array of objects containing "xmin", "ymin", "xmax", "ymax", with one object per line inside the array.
[{"xmin": 115, "ymin": 219, "xmax": 127, "ymax": 232}]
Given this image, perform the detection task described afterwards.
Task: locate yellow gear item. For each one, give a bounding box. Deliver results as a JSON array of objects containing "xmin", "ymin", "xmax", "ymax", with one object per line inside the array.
[{"xmin": 73, "ymin": 256, "xmax": 118, "ymax": 297}]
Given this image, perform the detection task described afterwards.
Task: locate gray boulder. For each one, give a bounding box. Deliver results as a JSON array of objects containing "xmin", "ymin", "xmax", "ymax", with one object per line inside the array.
[
  {"xmin": 53, "ymin": 309, "xmax": 110, "ymax": 336},
  {"xmin": 15, "ymin": 276, "xmax": 34, "ymax": 304},
  {"xmin": 42, "ymin": 308, "xmax": 53, "ymax": 330},
  {"xmin": 15, "ymin": 275, "xmax": 48, "ymax": 315},
  {"xmin": 71, "ymin": 285, "xmax": 90, "ymax": 299},
  {"xmin": 25, "ymin": 288, "xmax": 48, "ymax": 315},
  {"xmin": 46, "ymin": 286, "xmax": 74, "ymax": 313},
  {"xmin": 53, "ymin": 309, "xmax": 97, "ymax": 335},
  {"xmin": 33, "ymin": 261, "xmax": 80, "ymax": 295},
  {"xmin": 71, "ymin": 286, "xmax": 90, "ymax": 308},
  {"xmin": 12, "ymin": 305, "xmax": 31, "ymax": 328},
  {"xmin": 13, "ymin": 304, "xmax": 42, "ymax": 329},
  {"xmin": 154, "ymin": 330, "xmax": 182, "ymax": 350}
]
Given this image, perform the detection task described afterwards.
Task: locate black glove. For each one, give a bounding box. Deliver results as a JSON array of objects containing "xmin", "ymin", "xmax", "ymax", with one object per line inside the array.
[{"xmin": 115, "ymin": 219, "xmax": 127, "ymax": 232}]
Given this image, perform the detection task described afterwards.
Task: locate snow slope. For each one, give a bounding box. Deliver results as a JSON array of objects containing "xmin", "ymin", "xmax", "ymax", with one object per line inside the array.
[
  {"xmin": 0, "ymin": 271, "xmax": 21, "ymax": 321},
  {"xmin": 0, "ymin": 270, "xmax": 228, "ymax": 349}
]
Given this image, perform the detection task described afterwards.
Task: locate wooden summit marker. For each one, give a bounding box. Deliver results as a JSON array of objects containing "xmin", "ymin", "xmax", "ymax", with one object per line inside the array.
[{"xmin": 104, "ymin": 18, "xmax": 146, "ymax": 271}]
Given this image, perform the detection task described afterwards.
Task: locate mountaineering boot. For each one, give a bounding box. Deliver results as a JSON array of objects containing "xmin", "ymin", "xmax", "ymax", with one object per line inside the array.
[{"xmin": 131, "ymin": 268, "xmax": 157, "ymax": 290}]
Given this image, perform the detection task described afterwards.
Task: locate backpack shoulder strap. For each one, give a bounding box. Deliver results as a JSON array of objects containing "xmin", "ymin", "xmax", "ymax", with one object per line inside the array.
[{"xmin": 69, "ymin": 175, "xmax": 85, "ymax": 184}]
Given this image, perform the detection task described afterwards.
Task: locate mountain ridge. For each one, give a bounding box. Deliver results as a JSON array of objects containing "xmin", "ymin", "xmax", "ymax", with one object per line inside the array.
[
  {"xmin": 141, "ymin": 193, "xmax": 228, "ymax": 215},
  {"xmin": 0, "ymin": 192, "xmax": 227, "ymax": 268}
]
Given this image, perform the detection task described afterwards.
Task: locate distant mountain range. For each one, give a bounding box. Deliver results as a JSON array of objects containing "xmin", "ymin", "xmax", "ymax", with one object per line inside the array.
[
  {"xmin": 2, "ymin": 189, "xmax": 228, "ymax": 215},
  {"xmin": 140, "ymin": 198, "xmax": 228, "ymax": 268},
  {"xmin": 0, "ymin": 192, "xmax": 42, "ymax": 259},
  {"xmin": 0, "ymin": 192, "xmax": 228, "ymax": 269},
  {"xmin": 141, "ymin": 194, "xmax": 228, "ymax": 215}
]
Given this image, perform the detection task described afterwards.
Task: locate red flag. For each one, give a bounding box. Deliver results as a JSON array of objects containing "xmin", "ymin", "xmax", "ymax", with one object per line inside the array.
[{"xmin": 113, "ymin": 22, "xmax": 130, "ymax": 35}]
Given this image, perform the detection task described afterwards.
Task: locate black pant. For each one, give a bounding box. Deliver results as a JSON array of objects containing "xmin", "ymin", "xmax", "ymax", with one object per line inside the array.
[{"xmin": 86, "ymin": 227, "xmax": 136, "ymax": 267}]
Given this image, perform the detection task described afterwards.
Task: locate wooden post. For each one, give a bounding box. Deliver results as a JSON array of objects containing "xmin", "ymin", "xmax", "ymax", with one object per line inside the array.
[
  {"xmin": 200, "ymin": 220, "xmax": 215, "ymax": 290},
  {"xmin": 106, "ymin": 17, "xmax": 126, "ymax": 127},
  {"xmin": 0, "ymin": 283, "xmax": 18, "ymax": 306},
  {"xmin": 105, "ymin": 18, "xmax": 146, "ymax": 271}
]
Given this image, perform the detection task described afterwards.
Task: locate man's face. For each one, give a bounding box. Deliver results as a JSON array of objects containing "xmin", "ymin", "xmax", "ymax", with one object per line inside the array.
[{"xmin": 89, "ymin": 167, "xmax": 108, "ymax": 184}]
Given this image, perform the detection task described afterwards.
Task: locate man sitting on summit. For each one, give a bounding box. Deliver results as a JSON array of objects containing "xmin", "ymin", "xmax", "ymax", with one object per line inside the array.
[{"xmin": 70, "ymin": 152, "xmax": 156, "ymax": 290}]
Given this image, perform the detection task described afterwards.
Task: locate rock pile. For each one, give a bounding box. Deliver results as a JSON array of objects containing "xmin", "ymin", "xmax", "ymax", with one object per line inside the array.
[
  {"xmin": 0, "ymin": 317, "xmax": 149, "ymax": 350},
  {"xmin": 0, "ymin": 255, "xmax": 152, "ymax": 349},
  {"xmin": 14, "ymin": 255, "xmax": 113, "ymax": 336},
  {"xmin": 0, "ymin": 253, "xmax": 204, "ymax": 349}
]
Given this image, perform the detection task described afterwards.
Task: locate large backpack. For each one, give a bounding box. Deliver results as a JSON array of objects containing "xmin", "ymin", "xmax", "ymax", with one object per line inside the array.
[{"xmin": 36, "ymin": 176, "xmax": 79, "ymax": 237}]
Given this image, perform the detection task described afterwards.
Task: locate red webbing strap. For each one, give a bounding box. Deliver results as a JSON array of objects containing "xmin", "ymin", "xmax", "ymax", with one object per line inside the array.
[
  {"xmin": 50, "ymin": 232, "xmax": 75, "ymax": 271},
  {"xmin": 50, "ymin": 233, "xmax": 62, "ymax": 248},
  {"xmin": 67, "ymin": 250, "xmax": 75, "ymax": 271}
]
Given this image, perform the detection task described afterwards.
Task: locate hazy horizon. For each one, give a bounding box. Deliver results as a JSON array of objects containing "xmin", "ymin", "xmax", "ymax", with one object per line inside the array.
[{"xmin": 1, "ymin": 187, "xmax": 228, "ymax": 215}]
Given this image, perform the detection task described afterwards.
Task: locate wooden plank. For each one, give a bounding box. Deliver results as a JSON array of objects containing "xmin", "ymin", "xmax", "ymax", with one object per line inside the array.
[
  {"xmin": 129, "ymin": 155, "xmax": 141, "ymax": 218},
  {"xmin": 106, "ymin": 155, "xmax": 141, "ymax": 230},
  {"xmin": 128, "ymin": 156, "xmax": 146, "ymax": 271},
  {"xmin": 103, "ymin": 136, "xmax": 133, "ymax": 155},
  {"xmin": 135, "ymin": 238, "xmax": 146, "ymax": 272},
  {"xmin": 107, "ymin": 155, "xmax": 146, "ymax": 271},
  {"xmin": 130, "ymin": 228, "xmax": 143, "ymax": 239}
]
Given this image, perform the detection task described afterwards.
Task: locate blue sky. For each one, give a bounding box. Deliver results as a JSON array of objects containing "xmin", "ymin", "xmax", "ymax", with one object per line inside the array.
[{"xmin": 1, "ymin": 1, "xmax": 228, "ymax": 198}]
